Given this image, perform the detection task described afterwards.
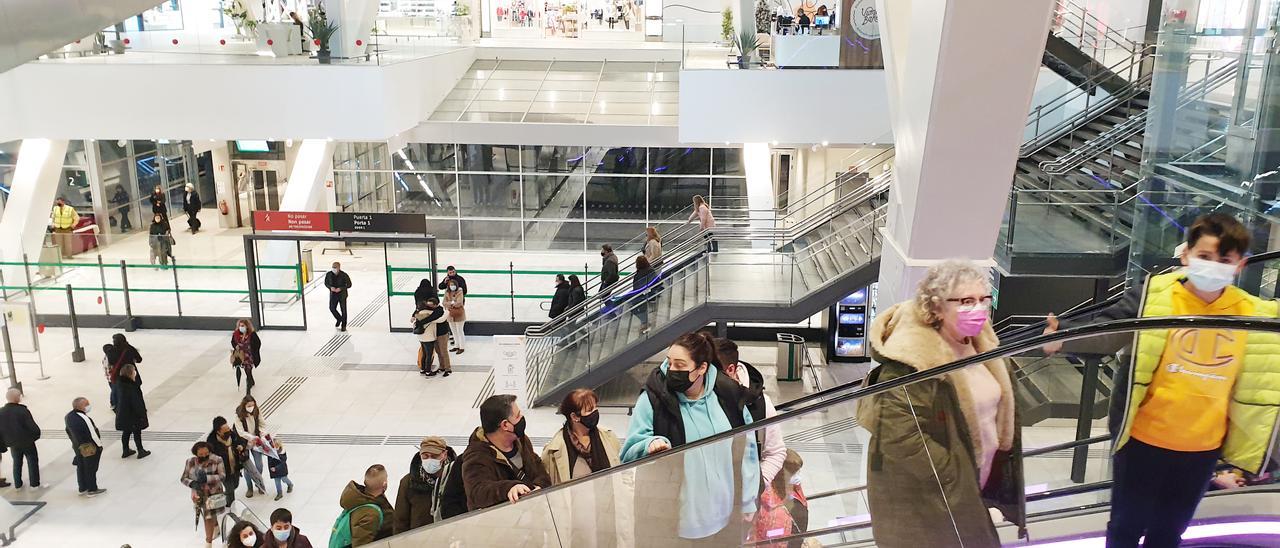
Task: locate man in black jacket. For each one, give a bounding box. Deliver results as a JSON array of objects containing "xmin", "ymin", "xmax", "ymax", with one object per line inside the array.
[
  {"xmin": 549, "ymin": 274, "xmax": 571, "ymax": 318},
  {"xmin": 600, "ymin": 245, "xmax": 620, "ymax": 289},
  {"xmin": 0, "ymin": 388, "xmax": 40, "ymax": 488},
  {"xmin": 65, "ymin": 397, "xmax": 105, "ymax": 496},
  {"xmin": 437, "ymin": 266, "xmax": 468, "ymax": 295},
  {"xmin": 325, "ymin": 262, "xmax": 353, "ymax": 331}
]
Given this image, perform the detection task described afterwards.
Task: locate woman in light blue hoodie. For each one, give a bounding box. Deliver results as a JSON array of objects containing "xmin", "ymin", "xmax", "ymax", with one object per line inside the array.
[{"xmin": 621, "ymin": 332, "xmax": 760, "ymax": 545}]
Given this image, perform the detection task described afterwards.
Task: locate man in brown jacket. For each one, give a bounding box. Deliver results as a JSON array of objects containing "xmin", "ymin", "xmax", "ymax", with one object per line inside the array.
[
  {"xmin": 339, "ymin": 465, "xmax": 395, "ymax": 546},
  {"xmin": 461, "ymin": 394, "xmax": 551, "ymax": 510}
]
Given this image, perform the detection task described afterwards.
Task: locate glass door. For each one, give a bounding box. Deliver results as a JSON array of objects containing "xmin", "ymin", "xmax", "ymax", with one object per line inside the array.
[
  {"xmin": 384, "ymin": 240, "xmax": 437, "ymax": 332},
  {"xmin": 250, "ymin": 238, "xmax": 306, "ymax": 329}
]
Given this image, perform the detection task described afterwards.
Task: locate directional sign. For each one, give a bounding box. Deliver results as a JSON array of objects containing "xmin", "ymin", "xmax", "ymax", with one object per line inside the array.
[{"xmin": 330, "ymin": 212, "xmax": 427, "ymax": 234}]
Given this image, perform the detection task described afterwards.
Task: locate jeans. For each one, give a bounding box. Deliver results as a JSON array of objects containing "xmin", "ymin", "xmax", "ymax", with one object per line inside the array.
[
  {"xmin": 11, "ymin": 446, "xmax": 38, "ymax": 486},
  {"xmin": 75, "ymin": 451, "xmax": 100, "ymax": 492},
  {"xmin": 1107, "ymin": 438, "xmax": 1219, "ymax": 548},
  {"xmin": 329, "ymin": 292, "xmax": 348, "ymax": 327},
  {"xmin": 274, "ymin": 476, "xmax": 294, "ymax": 495},
  {"xmin": 109, "ymin": 382, "xmax": 118, "ymax": 409}
]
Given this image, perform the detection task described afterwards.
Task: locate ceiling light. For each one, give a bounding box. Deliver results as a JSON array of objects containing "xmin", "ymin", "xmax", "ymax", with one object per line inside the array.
[
  {"xmin": 771, "ymin": 140, "xmax": 778, "ymax": 146},
  {"xmin": 821, "ymin": 141, "xmax": 829, "ymax": 146}
]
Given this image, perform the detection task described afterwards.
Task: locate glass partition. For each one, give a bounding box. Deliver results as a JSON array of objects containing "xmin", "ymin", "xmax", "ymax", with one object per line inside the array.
[{"xmin": 251, "ymin": 240, "xmax": 305, "ymax": 329}]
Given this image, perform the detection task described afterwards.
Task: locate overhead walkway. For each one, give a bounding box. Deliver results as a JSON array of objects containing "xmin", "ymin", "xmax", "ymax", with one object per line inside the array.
[
  {"xmin": 521, "ymin": 155, "xmax": 892, "ymax": 407},
  {"xmin": 372, "ymin": 315, "xmax": 1280, "ymax": 546}
]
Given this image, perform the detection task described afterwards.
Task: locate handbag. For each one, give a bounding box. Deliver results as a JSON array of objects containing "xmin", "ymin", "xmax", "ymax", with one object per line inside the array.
[
  {"xmin": 77, "ymin": 442, "xmax": 97, "ymax": 458},
  {"xmin": 204, "ymin": 493, "xmax": 227, "ymax": 511},
  {"xmin": 448, "ymin": 306, "xmax": 464, "ymax": 320}
]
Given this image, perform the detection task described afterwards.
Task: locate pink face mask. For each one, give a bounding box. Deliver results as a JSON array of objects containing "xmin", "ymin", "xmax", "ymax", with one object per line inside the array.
[{"xmin": 954, "ymin": 305, "xmax": 989, "ymax": 337}]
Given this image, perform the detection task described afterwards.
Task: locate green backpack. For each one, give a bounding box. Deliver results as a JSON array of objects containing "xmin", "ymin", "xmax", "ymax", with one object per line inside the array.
[{"xmin": 329, "ymin": 503, "xmax": 385, "ymax": 548}]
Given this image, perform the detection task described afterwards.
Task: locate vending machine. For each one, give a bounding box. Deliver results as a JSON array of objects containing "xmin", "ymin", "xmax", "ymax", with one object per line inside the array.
[{"xmin": 827, "ymin": 283, "xmax": 877, "ymax": 362}]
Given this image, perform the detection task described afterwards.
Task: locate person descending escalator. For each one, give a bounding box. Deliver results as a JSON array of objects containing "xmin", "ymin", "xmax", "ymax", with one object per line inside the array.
[
  {"xmin": 1042, "ymin": 213, "xmax": 1280, "ymax": 548},
  {"xmin": 620, "ymin": 332, "xmax": 761, "ymax": 546},
  {"xmin": 857, "ymin": 260, "xmax": 1025, "ymax": 548}
]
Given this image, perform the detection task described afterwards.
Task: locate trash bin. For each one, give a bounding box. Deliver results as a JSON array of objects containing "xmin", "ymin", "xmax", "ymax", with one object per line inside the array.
[
  {"xmin": 776, "ymin": 333, "xmax": 805, "ymax": 381},
  {"xmin": 38, "ymin": 243, "xmax": 62, "ymax": 279}
]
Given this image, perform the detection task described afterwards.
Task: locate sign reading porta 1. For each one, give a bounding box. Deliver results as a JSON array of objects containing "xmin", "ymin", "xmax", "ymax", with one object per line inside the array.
[
  {"xmin": 252, "ymin": 211, "xmax": 332, "ymax": 232},
  {"xmin": 330, "ymin": 212, "xmax": 427, "ymax": 234}
]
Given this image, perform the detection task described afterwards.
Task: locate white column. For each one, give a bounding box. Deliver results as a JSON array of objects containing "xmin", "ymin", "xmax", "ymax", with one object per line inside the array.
[
  {"xmin": 328, "ymin": 0, "xmax": 379, "ymax": 58},
  {"xmin": 0, "ymin": 139, "xmax": 69, "ymax": 288},
  {"xmin": 743, "ymin": 143, "xmax": 775, "ymax": 249},
  {"xmin": 873, "ymin": 0, "xmax": 1055, "ymax": 305},
  {"xmin": 260, "ymin": 139, "xmax": 335, "ymax": 289},
  {"xmin": 84, "ymin": 141, "xmax": 110, "ymax": 245}
]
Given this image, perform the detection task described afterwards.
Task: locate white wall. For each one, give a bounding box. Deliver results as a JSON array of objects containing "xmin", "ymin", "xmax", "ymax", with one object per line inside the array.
[
  {"xmin": 679, "ymin": 69, "xmax": 893, "ymax": 145},
  {"xmin": 0, "ymin": 46, "xmax": 476, "ymax": 142},
  {"xmin": 662, "ymin": 0, "xmax": 737, "ymax": 43}
]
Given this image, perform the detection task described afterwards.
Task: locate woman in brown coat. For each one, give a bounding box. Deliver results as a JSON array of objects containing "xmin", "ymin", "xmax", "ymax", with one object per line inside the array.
[{"xmin": 857, "ymin": 260, "xmax": 1025, "ymax": 547}]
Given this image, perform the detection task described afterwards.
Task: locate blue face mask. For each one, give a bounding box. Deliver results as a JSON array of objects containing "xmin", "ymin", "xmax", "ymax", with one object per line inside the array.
[{"xmin": 273, "ymin": 528, "xmax": 291, "ymax": 542}]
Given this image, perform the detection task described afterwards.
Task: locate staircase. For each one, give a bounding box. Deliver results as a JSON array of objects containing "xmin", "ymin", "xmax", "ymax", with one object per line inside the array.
[{"xmin": 523, "ymin": 168, "xmax": 891, "ymax": 406}]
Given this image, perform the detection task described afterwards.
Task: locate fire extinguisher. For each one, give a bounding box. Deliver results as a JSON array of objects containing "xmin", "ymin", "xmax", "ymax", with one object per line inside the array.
[{"xmin": 218, "ymin": 199, "xmax": 229, "ymax": 215}]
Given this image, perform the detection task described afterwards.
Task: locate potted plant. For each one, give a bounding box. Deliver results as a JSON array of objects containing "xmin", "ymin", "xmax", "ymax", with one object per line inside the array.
[
  {"xmin": 222, "ymin": 0, "xmax": 257, "ymax": 38},
  {"xmin": 721, "ymin": 8, "xmax": 734, "ymax": 44},
  {"xmin": 307, "ymin": 8, "xmax": 339, "ymax": 63},
  {"xmin": 735, "ymin": 29, "xmax": 759, "ymax": 69}
]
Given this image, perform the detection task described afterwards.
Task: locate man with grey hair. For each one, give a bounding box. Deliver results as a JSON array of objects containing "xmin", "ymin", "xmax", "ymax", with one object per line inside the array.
[
  {"xmin": 64, "ymin": 397, "xmax": 105, "ymax": 496},
  {"xmin": 0, "ymin": 388, "xmax": 40, "ymax": 488}
]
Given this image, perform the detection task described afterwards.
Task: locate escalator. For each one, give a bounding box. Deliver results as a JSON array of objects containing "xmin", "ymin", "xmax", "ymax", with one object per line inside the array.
[
  {"xmin": 374, "ymin": 315, "xmax": 1280, "ymax": 547},
  {"xmin": 523, "ymin": 168, "xmax": 891, "ymax": 407},
  {"xmin": 0, "ymin": 0, "xmax": 167, "ymax": 74}
]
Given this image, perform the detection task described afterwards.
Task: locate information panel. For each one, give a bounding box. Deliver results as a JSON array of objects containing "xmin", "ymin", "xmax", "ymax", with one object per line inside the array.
[{"xmin": 331, "ymin": 212, "xmax": 427, "ymax": 234}]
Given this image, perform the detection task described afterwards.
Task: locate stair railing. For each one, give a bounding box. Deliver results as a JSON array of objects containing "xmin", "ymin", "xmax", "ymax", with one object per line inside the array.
[
  {"xmin": 1052, "ymin": 0, "xmax": 1141, "ymax": 56},
  {"xmin": 1023, "ymin": 45, "xmax": 1155, "ymax": 157},
  {"xmin": 1041, "ymin": 58, "xmax": 1240, "ymax": 175}
]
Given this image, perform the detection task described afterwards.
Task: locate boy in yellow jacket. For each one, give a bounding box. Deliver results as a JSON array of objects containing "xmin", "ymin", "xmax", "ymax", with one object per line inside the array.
[{"xmin": 1044, "ymin": 213, "xmax": 1280, "ymax": 548}]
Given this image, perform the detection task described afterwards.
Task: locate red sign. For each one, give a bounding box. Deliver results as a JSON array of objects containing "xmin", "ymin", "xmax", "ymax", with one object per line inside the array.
[{"xmin": 253, "ymin": 211, "xmax": 331, "ymax": 232}]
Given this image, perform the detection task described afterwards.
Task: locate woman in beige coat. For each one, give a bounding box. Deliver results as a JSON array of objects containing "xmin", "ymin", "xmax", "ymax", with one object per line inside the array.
[
  {"xmin": 857, "ymin": 260, "xmax": 1025, "ymax": 547},
  {"xmin": 643, "ymin": 227, "xmax": 662, "ymax": 268},
  {"xmin": 542, "ymin": 388, "xmax": 633, "ymax": 547},
  {"xmin": 443, "ymin": 282, "xmax": 466, "ymax": 354}
]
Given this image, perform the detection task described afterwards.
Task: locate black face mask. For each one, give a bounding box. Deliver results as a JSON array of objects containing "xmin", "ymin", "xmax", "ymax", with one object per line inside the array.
[
  {"xmin": 579, "ymin": 410, "xmax": 600, "ymax": 430},
  {"xmin": 666, "ymin": 369, "xmax": 697, "ymax": 394},
  {"xmin": 510, "ymin": 416, "xmax": 527, "ymax": 438}
]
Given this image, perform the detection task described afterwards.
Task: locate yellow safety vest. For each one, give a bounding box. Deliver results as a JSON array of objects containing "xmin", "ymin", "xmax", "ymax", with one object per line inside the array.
[
  {"xmin": 52, "ymin": 205, "xmax": 78, "ymax": 229},
  {"xmin": 1118, "ymin": 272, "xmax": 1280, "ymax": 474}
]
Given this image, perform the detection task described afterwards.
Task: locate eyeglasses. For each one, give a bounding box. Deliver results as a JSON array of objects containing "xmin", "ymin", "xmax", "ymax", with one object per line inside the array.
[{"xmin": 945, "ymin": 295, "xmax": 993, "ymax": 307}]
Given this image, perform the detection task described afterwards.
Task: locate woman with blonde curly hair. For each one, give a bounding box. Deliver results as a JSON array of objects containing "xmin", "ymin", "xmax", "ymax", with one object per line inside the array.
[{"xmin": 856, "ymin": 260, "xmax": 1025, "ymax": 547}]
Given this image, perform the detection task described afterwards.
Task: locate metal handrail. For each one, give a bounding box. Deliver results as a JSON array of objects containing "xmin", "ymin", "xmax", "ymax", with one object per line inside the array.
[
  {"xmin": 398, "ymin": 316, "xmax": 1280, "ymax": 544},
  {"xmin": 526, "ymin": 204, "xmax": 888, "ymax": 398},
  {"xmin": 527, "ymin": 166, "xmax": 894, "ymax": 337},
  {"xmin": 1041, "ymin": 58, "xmax": 1240, "ymax": 175},
  {"xmin": 1023, "ymin": 49, "xmax": 1155, "ymax": 157},
  {"xmin": 1053, "ymin": 0, "xmax": 1141, "ymax": 55}
]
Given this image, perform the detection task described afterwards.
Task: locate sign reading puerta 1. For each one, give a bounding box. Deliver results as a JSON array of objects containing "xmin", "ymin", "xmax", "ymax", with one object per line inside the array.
[{"xmin": 252, "ymin": 211, "xmax": 427, "ymax": 234}]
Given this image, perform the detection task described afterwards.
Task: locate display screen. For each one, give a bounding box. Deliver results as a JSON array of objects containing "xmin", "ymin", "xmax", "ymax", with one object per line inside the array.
[{"xmin": 235, "ymin": 140, "xmax": 271, "ymax": 153}]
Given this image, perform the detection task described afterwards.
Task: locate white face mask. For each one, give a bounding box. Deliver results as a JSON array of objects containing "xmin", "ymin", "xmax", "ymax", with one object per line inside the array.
[
  {"xmin": 84, "ymin": 405, "xmax": 92, "ymax": 414},
  {"xmin": 242, "ymin": 533, "xmax": 256, "ymax": 546},
  {"xmin": 448, "ymin": 284, "xmax": 457, "ymax": 291},
  {"xmin": 238, "ymin": 326, "xmax": 247, "ymax": 334},
  {"xmin": 331, "ymin": 268, "xmax": 339, "ymax": 274},
  {"xmin": 246, "ymin": 406, "xmax": 255, "ymax": 413},
  {"xmin": 422, "ymin": 456, "xmax": 443, "ymax": 474},
  {"xmin": 1185, "ymin": 257, "xmax": 1237, "ymax": 293}
]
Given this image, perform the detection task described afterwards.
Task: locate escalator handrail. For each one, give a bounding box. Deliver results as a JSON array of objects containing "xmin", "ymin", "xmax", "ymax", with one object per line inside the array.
[
  {"xmin": 409, "ymin": 316, "xmax": 1280, "ymax": 536},
  {"xmin": 996, "ymin": 248, "xmax": 1280, "ymax": 343},
  {"xmin": 525, "ymin": 174, "xmax": 893, "ymax": 338}
]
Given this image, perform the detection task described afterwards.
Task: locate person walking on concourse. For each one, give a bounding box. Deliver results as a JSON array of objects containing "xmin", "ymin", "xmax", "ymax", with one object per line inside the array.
[
  {"xmin": 326, "ymin": 262, "xmax": 352, "ymax": 331},
  {"xmin": 0, "ymin": 388, "xmax": 40, "ymax": 489},
  {"xmin": 65, "ymin": 397, "xmax": 105, "ymax": 496}
]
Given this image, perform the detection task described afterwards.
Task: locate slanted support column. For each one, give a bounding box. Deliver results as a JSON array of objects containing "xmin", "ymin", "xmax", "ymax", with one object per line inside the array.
[
  {"xmin": 0, "ymin": 139, "xmax": 69, "ymax": 289},
  {"xmin": 874, "ymin": 0, "xmax": 1055, "ymax": 304},
  {"xmin": 260, "ymin": 139, "xmax": 335, "ymax": 289}
]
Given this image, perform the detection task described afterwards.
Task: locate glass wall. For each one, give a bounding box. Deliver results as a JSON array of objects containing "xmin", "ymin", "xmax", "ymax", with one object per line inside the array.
[{"xmin": 332, "ymin": 143, "xmax": 747, "ymax": 250}]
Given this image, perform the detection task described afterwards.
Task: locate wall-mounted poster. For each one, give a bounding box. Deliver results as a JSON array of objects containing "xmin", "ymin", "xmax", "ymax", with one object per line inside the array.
[{"xmin": 839, "ymin": 0, "xmax": 884, "ymax": 68}]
